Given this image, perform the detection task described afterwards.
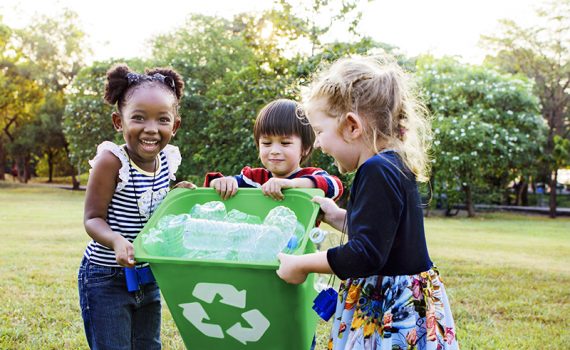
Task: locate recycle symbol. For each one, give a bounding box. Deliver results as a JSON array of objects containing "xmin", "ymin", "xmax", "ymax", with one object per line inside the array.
[{"xmin": 179, "ymin": 283, "xmax": 270, "ymax": 344}]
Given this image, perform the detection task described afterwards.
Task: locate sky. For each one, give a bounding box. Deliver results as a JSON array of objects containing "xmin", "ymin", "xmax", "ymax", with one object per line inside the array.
[{"xmin": 1, "ymin": 0, "xmax": 543, "ymax": 63}]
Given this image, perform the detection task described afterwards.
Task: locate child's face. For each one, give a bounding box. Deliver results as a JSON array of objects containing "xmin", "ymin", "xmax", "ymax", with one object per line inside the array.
[
  {"xmin": 307, "ymin": 99, "xmax": 361, "ymax": 174},
  {"xmin": 258, "ymin": 134, "xmax": 304, "ymax": 178},
  {"xmin": 113, "ymin": 86, "xmax": 180, "ymax": 165}
]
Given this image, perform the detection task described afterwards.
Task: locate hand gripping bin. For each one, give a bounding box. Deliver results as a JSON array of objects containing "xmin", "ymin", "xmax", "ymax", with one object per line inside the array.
[{"xmin": 133, "ymin": 188, "xmax": 322, "ymax": 350}]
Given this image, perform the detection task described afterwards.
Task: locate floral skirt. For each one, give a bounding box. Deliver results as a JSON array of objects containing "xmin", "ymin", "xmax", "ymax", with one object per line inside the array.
[{"xmin": 328, "ymin": 268, "xmax": 459, "ymax": 350}]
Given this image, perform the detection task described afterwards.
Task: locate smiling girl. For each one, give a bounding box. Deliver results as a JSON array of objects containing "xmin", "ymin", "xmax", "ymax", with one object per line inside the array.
[{"xmin": 78, "ymin": 64, "xmax": 193, "ymax": 349}]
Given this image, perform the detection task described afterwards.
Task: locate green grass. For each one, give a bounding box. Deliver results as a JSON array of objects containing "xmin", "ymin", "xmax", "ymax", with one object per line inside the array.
[{"xmin": 1, "ymin": 183, "xmax": 569, "ymax": 349}]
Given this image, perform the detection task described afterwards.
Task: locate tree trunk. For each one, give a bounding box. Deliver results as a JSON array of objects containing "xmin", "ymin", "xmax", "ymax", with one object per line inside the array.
[
  {"xmin": 515, "ymin": 177, "xmax": 528, "ymax": 206},
  {"xmin": 24, "ymin": 155, "xmax": 31, "ymax": 183},
  {"xmin": 47, "ymin": 150, "xmax": 54, "ymax": 183},
  {"xmin": 71, "ymin": 165, "xmax": 80, "ymax": 190},
  {"xmin": 549, "ymin": 170, "xmax": 557, "ymax": 218},
  {"xmin": 64, "ymin": 143, "xmax": 80, "ymax": 190},
  {"xmin": 521, "ymin": 179, "xmax": 528, "ymax": 206},
  {"xmin": 463, "ymin": 184, "xmax": 476, "ymax": 217},
  {"xmin": 0, "ymin": 139, "xmax": 5, "ymax": 181}
]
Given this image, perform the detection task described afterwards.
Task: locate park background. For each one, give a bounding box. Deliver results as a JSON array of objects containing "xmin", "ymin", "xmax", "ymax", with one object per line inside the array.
[{"xmin": 0, "ymin": 0, "xmax": 569, "ymax": 349}]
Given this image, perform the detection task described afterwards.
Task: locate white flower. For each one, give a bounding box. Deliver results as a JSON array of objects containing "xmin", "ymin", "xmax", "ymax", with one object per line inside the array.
[
  {"xmin": 452, "ymin": 156, "xmax": 460, "ymax": 161},
  {"xmin": 450, "ymin": 130, "xmax": 455, "ymax": 135}
]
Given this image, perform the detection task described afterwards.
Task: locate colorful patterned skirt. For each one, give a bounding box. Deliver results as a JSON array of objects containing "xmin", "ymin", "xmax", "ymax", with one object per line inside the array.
[{"xmin": 328, "ymin": 268, "xmax": 459, "ymax": 350}]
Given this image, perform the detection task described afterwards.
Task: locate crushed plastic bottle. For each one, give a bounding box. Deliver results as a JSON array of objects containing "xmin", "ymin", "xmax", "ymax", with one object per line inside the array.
[
  {"xmin": 143, "ymin": 202, "xmax": 304, "ymax": 262},
  {"xmin": 189, "ymin": 201, "xmax": 226, "ymax": 221},
  {"xmin": 264, "ymin": 206, "xmax": 297, "ymax": 234},
  {"xmin": 225, "ymin": 209, "xmax": 262, "ymax": 225}
]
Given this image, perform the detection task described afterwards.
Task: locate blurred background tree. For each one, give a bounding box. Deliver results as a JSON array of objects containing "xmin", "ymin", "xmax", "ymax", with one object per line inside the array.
[{"xmin": 481, "ymin": 0, "xmax": 570, "ymax": 217}]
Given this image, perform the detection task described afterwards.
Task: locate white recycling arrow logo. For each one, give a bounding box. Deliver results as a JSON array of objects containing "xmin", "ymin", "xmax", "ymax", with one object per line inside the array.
[{"xmin": 179, "ymin": 282, "xmax": 270, "ymax": 344}]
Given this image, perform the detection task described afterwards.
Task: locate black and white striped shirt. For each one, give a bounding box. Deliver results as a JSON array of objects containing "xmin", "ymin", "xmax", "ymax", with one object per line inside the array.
[{"xmin": 84, "ymin": 146, "xmax": 175, "ymax": 267}]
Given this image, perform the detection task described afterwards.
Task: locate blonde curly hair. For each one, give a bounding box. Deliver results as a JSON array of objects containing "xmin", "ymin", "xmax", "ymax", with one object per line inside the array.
[{"xmin": 304, "ymin": 55, "xmax": 432, "ymax": 182}]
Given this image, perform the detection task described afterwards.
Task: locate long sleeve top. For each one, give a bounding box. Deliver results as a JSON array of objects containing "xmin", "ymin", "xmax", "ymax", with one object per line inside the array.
[
  {"xmin": 327, "ymin": 152, "xmax": 432, "ymax": 279},
  {"xmin": 204, "ymin": 166, "xmax": 343, "ymax": 201}
]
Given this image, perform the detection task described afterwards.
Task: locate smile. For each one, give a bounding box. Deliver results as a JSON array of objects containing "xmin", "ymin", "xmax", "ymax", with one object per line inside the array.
[{"xmin": 141, "ymin": 140, "xmax": 159, "ymax": 145}]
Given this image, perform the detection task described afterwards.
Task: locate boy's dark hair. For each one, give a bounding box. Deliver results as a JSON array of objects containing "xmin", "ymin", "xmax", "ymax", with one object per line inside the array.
[
  {"xmin": 253, "ymin": 99, "xmax": 315, "ymax": 164},
  {"xmin": 104, "ymin": 64, "xmax": 184, "ymax": 114}
]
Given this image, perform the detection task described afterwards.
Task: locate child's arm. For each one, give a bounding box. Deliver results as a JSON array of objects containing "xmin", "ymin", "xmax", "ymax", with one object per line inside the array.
[
  {"xmin": 84, "ymin": 151, "xmax": 135, "ymax": 268},
  {"xmin": 210, "ymin": 177, "xmax": 239, "ymax": 200},
  {"xmin": 276, "ymin": 251, "xmax": 332, "ymax": 284},
  {"xmin": 260, "ymin": 177, "xmax": 313, "ymax": 201},
  {"xmin": 312, "ymin": 196, "xmax": 347, "ymax": 232},
  {"xmin": 260, "ymin": 167, "xmax": 344, "ymax": 201},
  {"xmin": 299, "ymin": 168, "xmax": 343, "ymax": 201}
]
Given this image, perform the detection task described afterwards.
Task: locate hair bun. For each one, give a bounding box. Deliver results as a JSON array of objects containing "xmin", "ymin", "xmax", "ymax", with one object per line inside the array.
[{"xmin": 104, "ymin": 64, "xmax": 131, "ymax": 105}]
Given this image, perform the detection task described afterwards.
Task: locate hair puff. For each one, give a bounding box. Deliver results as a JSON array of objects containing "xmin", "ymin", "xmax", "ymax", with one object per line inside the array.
[
  {"xmin": 145, "ymin": 67, "xmax": 185, "ymax": 102},
  {"xmin": 104, "ymin": 64, "xmax": 131, "ymax": 105}
]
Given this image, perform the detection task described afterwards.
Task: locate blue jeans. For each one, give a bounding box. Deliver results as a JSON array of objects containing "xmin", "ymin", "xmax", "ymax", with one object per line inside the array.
[{"xmin": 78, "ymin": 257, "xmax": 161, "ymax": 350}]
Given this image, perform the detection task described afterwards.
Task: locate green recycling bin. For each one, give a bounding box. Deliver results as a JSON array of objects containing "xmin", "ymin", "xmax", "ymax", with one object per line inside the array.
[{"xmin": 133, "ymin": 188, "xmax": 322, "ymax": 350}]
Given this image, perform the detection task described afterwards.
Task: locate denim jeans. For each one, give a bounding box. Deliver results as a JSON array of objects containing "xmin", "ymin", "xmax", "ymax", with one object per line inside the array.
[{"xmin": 78, "ymin": 257, "xmax": 161, "ymax": 350}]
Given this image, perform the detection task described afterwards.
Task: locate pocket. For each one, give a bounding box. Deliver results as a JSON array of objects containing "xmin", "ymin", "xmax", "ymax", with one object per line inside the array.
[{"xmin": 86, "ymin": 263, "xmax": 121, "ymax": 286}]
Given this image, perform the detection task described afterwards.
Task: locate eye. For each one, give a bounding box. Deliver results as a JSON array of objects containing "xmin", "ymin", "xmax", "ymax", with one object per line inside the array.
[
  {"xmin": 132, "ymin": 114, "xmax": 144, "ymax": 121},
  {"xmin": 282, "ymin": 142, "xmax": 292, "ymax": 146},
  {"xmin": 160, "ymin": 116, "xmax": 172, "ymax": 123},
  {"xmin": 261, "ymin": 142, "xmax": 271, "ymax": 146}
]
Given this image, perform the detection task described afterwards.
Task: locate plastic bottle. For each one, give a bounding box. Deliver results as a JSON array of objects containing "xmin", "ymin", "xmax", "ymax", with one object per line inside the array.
[{"xmin": 309, "ymin": 227, "xmax": 337, "ymax": 251}]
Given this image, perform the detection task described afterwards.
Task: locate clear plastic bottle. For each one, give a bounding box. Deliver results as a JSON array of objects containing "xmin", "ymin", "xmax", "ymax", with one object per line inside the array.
[{"xmin": 182, "ymin": 218, "xmax": 292, "ymax": 262}]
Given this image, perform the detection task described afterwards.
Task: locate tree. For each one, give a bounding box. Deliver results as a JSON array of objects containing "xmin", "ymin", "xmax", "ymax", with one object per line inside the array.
[
  {"xmin": 16, "ymin": 9, "xmax": 87, "ymax": 187},
  {"xmin": 481, "ymin": 0, "xmax": 570, "ymax": 217},
  {"xmin": 416, "ymin": 56, "xmax": 546, "ymax": 217},
  {"xmin": 0, "ymin": 21, "xmax": 44, "ymax": 182}
]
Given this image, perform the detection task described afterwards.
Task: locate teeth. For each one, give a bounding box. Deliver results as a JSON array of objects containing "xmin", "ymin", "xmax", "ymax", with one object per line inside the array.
[{"xmin": 141, "ymin": 140, "xmax": 158, "ymax": 144}]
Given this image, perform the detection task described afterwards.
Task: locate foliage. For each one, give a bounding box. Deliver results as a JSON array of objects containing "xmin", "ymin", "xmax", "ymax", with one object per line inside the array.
[
  {"xmin": 481, "ymin": 0, "xmax": 570, "ymax": 215},
  {"xmin": 416, "ymin": 56, "xmax": 546, "ymax": 213}
]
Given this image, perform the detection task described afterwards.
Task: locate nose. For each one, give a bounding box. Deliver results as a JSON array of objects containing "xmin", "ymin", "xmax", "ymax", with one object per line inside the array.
[
  {"xmin": 144, "ymin": 120, "xmax": 159, "ymax": 133},
  {"xmin": 269, "ymin": 144, "xmax": 281, "ymax": 154}
]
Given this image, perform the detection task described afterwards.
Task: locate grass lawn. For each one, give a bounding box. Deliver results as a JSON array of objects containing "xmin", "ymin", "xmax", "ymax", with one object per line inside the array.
[{"xmin": 1, "ymin": 183, "xmax": 569, "ymax": 349}]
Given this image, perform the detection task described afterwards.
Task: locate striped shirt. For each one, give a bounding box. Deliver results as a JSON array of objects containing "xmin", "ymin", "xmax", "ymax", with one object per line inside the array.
[
  {"xmin": 204, "ymin": 166, "xmax": 343, "ymax": 201},
  {"xmin": 84, "ymin": 149, "xmax": 172, "ymax": 267}
]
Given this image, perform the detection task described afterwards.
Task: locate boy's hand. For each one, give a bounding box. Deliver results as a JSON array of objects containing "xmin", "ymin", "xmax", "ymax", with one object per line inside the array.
[
  {"xmin": 210, "ymin": 177, "xmax": 238, "ymax": 200},
  {"xmin": 276, "ymin": 253, "xmax": 308, "ymax": 284},
  {"xmin": 113, "ymin": 236, "xmax": 135, "ymax": 268},
  {"xmin": 173, "ymin": 181, "xmax": 197, "ymax": 189},
  {"xmin": 261, "ymin": 178, "xmax": 292, "ymax": 201}
]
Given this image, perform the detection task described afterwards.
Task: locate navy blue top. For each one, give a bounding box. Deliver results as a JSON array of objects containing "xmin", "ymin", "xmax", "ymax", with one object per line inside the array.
[{"xmin": 327, "ymin": 152, "xmax": 433, "ymax": 279}]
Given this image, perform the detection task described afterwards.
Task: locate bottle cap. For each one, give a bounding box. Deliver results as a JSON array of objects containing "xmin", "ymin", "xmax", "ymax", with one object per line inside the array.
[{"xmin": 309, "ymin": 228, "xmax": 326, "ymax": 244}]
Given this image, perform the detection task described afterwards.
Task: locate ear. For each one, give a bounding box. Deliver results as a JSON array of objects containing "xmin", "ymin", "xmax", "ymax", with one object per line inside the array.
[
  {"xmin": 171, "ymin": 117, "xmax": 181, "ymax": 136},
  {"xmin": 112, "ymin": 112, "xmax": 123, "ymax": 132},
  {"xmin": 342, "ymin": 112, "xmax": 364, "ymax": 141}
]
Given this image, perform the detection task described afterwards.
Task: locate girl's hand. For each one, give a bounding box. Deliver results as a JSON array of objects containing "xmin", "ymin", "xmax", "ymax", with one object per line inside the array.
[
  {"xmin": 312, "ymin": 196, "xmax": 347, "ymax": 231},
  {"xmin": 261, "ymin": 178, "xmax": 291, "ymax": 201},
  {"xmin": 113, "ymin": 236, "xmax": 135, "ymax": 268},
  {"xmin": 174, "ymin": 181, "xmax": 197, "ymax": 189},
  {"xmin": 211, "ymin": 177, "xmax": 238, "ymax": 200},
  {"xmin": 276, "ymin": 253, "xmax": 308, "ymax": 284}
]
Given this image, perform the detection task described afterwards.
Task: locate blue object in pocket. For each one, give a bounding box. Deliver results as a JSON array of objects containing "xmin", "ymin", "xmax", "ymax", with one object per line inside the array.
[
  {"xmin": 124, "ymin": 266, "xmax": 155, "ymax": 292},
  {"xmin": 312, "ymin": 287, "xmax": 337, "ymax": 321}
]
